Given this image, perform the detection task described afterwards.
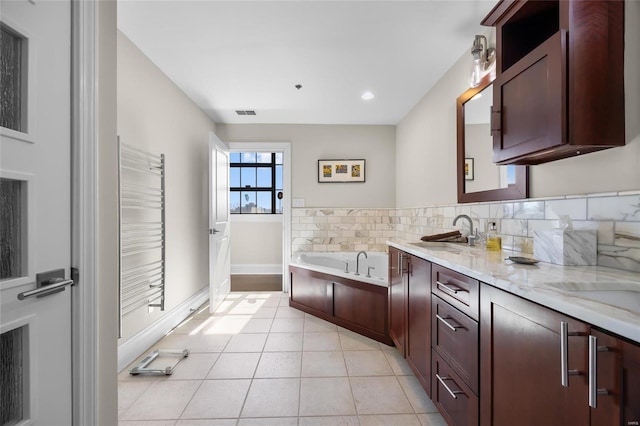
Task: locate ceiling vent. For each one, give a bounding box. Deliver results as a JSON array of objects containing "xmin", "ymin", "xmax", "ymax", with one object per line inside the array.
[{"xmin": 235, "ymin": 110, "xmax": 256, "ymax": 116}]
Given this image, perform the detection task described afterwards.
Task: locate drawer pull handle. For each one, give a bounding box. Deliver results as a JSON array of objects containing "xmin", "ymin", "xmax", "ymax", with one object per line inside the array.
[
  {"xmin": 436, "ymin": 314, "xmax": 461, "ymax": 332},
  {"xmin": 436, "ymin": 281, "xmax": 465, "ymax": 295},
  {"xmin": 588, "ymin": 335, "xmax": 610, "ymax": 408},
  {"xmin": 560, "ymin": 321, "xmax": 581, "ymax": 387},
  {"xmin": 436, "ymin": 373, "xmax": 464, "ymax": 400}
]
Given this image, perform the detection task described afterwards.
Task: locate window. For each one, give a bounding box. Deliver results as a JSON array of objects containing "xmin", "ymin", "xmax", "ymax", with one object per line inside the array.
[
  {"xmin": 0, "ymin": 23, "xmax": 27, "ymax": 133},
  {"xmin": 230, "ymin": 152, "xmax": 283, "ymax": 214}
]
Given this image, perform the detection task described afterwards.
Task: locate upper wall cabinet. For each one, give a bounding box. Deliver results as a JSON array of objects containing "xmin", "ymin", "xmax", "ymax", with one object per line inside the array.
[{"xmin": 483, "ymin": 0, "xmax": 625, "ymax": 165}]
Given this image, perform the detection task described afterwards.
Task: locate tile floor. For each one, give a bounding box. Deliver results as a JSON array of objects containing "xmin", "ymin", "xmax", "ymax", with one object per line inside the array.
[{"xmin": 118, "ymin": 292, "xmax": 447, "ymax": 426}]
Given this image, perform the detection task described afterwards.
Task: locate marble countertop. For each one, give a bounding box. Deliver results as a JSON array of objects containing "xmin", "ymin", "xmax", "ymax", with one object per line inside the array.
[{"xmin": 388, "ymin": 239, "xmax": 640, "ymax": 344}]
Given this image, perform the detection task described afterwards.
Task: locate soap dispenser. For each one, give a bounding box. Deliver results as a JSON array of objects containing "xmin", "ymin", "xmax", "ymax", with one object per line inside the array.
[{"xmin": 486, "ymin": 222, "xmax": 502, "ymax": 252}]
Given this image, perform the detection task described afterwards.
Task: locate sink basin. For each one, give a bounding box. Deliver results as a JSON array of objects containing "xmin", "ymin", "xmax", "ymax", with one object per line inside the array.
[
  {"xmin": 543, "ymin": 281, "xmax": 640, "ymax": 313},
  {"xmin": 409, "ymin": 241, "xmax": 470, "ymax": 251}
]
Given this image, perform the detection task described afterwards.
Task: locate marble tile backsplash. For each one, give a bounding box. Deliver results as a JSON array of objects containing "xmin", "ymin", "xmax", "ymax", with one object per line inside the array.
[{"xmin": 291, "ymin": 190, "xmax": 640, "ymax": 273}]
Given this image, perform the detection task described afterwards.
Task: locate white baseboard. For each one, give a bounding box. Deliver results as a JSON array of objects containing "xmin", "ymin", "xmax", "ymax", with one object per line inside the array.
[
  {"xmin": 117, "ymin": 287, "xmax": 209, "ymax": 372},
  {"xmin": 231, "ymin": 264, "xmax": 282, "ymax": 275}
]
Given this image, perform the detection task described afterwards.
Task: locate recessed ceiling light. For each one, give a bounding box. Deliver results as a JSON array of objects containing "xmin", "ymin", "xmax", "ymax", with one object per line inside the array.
[{"xmin": 361, "ymin": 91, "xmax": 375, "ymax": 101}]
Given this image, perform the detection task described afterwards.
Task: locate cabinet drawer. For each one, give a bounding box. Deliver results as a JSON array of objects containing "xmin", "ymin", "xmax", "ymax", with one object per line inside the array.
[
  {"xmin": 432, "ymin": 264, "xmax": 479, "ymax": 320},
  {"xmin": 432, "ymin": 296, "xmax": 478, "ymax": 394},
  {"xmin": 432, "ymin": 350, "xmax": 479, "ymax": 426}
]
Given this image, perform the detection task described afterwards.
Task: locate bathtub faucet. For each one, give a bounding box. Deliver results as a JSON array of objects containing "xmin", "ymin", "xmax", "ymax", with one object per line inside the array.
[{"xmin": 355, "ymin": 251, "xmax": 368, "ymax": 276}]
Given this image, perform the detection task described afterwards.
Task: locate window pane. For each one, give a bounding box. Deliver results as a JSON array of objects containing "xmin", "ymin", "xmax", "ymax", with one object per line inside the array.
[
  {"xmin": 256, "ymin": 167, "xmax": 271, "ymax": 187},
  {"xmin": 276, "ymin": 191, "xmax": 283, "ymax": 214},
  {"xmin": 241, "ymin": 192, "xmax": 256, "ymax": 213},
  {"xmin": 1, "ymin": 327, "xmax": 25, "ymax": 424},
  {"xmin": 229, "ymin": 152, "xmax": 241, "ymax": 163},
  {"xmin": 230, "ymin": 167, "xmax": 240, "ymax": 187},
  {"xmin": 241, "ymin": 168, "xmax": 256, "ymax": 187},
  {"xmin": 241, "ymin": 152, "xmax": 256, "ymax": 163},
  {"xmin": 275, "ymin": 152, "xmax": 283, "ymax": 165},
  {"xmin": 257, "ymin": 192, "xmax": 272, "ymax": 214},
  {"xmin": 229, "ymin": 191, "xmax": 240, "ymax": 213},
  {"xmin": 257, "ymin": 153, "xmax": 271, "ymax": 164},
  {"xmin": 275, "ymin": 165, "xmax": 282, "ymax": 190},
  {"xmin": 0, "ymin": 25, "xmax": 24, "ymax": 132},
  {"xmin": 1, "ymin": 178, "xmax": 23, "ymax": 279}
]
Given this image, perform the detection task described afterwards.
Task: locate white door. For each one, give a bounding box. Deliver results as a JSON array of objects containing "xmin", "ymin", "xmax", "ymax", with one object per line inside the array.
[
  {"xmin": 0, "ymin": 1, "xmax": 73, "ymax": 425},
  {"xmin": 208, "ymin": 133, "xmax": 231, "ymax": 312}
]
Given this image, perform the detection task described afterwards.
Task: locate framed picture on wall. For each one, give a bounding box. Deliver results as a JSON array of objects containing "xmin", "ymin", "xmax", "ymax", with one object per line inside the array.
[
  {"xmin": 465, "ymin": 158, "xmax": 474, "ymax": 181},
  {"xmin": 318, "ymin": 159, "xmax": 366, "ymax": 183}
]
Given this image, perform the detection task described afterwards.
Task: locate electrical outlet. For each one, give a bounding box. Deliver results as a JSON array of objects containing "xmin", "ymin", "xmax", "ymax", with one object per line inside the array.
[{"xmin": 292, "ymin": 198, "xmax": 305, "ymax": 208}]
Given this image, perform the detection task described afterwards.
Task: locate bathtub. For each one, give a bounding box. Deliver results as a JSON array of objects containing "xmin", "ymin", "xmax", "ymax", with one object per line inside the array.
[
  {"xmin": 290, "ymin": 251, "xmax": 388, "ymax": 287},
  {"xmin": 288, "ymin": 250, "xmax": 392, "ymax": 344}
]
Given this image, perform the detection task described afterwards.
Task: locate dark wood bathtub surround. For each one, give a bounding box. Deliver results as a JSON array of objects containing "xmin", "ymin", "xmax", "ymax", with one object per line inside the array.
[{"xmin": 289, "ymin": 266, "xmax": 393, "ymax": 345}]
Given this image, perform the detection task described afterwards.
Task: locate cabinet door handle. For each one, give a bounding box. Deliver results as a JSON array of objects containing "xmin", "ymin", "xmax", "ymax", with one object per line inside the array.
[
  {"xmin": 560, "ymin": 321, "xmax": 581, "ymax": 387},
  {"xmin": 435, "ymin": 373, "xmax": 464, "ymax": 400},
  {"xmin": 588, "ymin": 335, "xmax": 610, "ymax": 408},
  {"xmin": 491, "ymin": 106, "xmax": 501, "ymax": 135},
  {"xmin": 436, "ymin": 281, "xmax": 464, "ymax": 295},
  {"xmin": 436, "ymin": 314, "xmax": 461, "ymax": 332}
]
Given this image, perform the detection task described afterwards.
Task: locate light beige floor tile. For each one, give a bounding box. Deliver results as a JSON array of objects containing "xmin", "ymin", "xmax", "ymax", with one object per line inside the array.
[
  {"xmin": 417, "ymin": 413, "xmax": 448, "ymax": 426},
  {"xmin": 263, "ymin": 332, "xmax": 303, "ymax": 352},
  {"xmin": 120, "ymin": 380, "xmax": 201, "ymax": 420},
  {"xmin": 344, "ymin": 351, "xmax": 394, "ymax": 376},
  {"xmin": 181, "ymin": 379, "xmax": 251, "ymax": 419},
  {"xmin": 299, "ymin": 377, "xmax": 356, "ymax": 416},
  {"xmin": 175, "ymin": 420, "xmax": 236, "ymax": 426},
  {"xmin": 239, "ymin": 318, "xmax": 273, "ymax": 333},
  {"xmin": 275, "ymin": 306, "xmax": 305, "ymax": 319},
  {"xmin": 118, "ymin": 380, "xmax": 153, "ymax": 416},
  {"xmin": 171, "ymin": 318, "xmax": 209, "ymax": 335},
  {"xmin": 304, "ymin": 316, "xmax": 338, "ymax": 332},
  {"xmin": 241, "ymin": 378, "xmax": 300, "ymax": 418},
  {"xmin": 383, "ymin": 348, "xmax": 414, "ymax": 376},
  {"xmin": 359, "ymin": 414, "xmax": 422, "ymax": 425},
  {"xmin": 119, "ymin": 421, "xmax": 177, "ymax": 426},
  {"xmin": 279, "ymin": 297, "xmax": 291, "ymax": 306},
  {"xmin": 168, "ymin": 353, "xmax": 219, "ymax": 380},
  {"xmin": 303, "ymin": 332, "xmax": 341, "ymax": 351},
  {"xmin": 207, "ymin": 352, "xmax": 260, "ymax": 379},
  {"xmin": 200, "ymin": 315, "xmax": 255, "ymax": 335},
  {"xmin": 397, "ymin": 375, "xmax": 438, "ymax": 413},
  {"xmin": 301, "ymin": 351, "xmax": 347, "ymax": 377},
  {"xmin": 298, "ymin": 416, "xmax": 359, "ymax": 425},
  {"xmin": 223, "ymin": 333, "xmax": 267, "ymax": 352},
  {"xmin": 227, "ymin": 299, "xmax": 273, "ymax": 316},
  {"xmin": 339, "ymin": 330, "xmax": 382, "ymax": 350},
  {"xmin": 251, "ymin": 306, "xmax": 278, "ymax": 319},
  {"xmin": 258, "ymin": 295, "xmax": 282, "ymax": 307},
  {"xmin": 254, "ymin": 352, "xmax": 302, "ymax": 378},
  {"xmin": 237, "ymin": 417, "xmax": 298, "ymax": 426},
  {"xmin": 350, "ymin": 376, "xmax": 414, "ymax": 415},
  {"xmin": 270, "ymin": 318, "xmax": 304, "ymax": 333}
]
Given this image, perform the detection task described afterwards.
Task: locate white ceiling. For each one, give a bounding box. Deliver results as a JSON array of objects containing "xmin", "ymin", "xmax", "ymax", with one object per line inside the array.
[{"xmin": 117, "ymin": 0, "xmax": 497, "ymax": 125}]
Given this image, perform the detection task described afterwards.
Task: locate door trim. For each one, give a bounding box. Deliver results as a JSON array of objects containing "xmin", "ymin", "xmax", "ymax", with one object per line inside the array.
[
  {"xmin": 226, "ymin": 141, "xmax": 292, "ymax": 292},
  {"xmin": 71, "ymin": 0, "xmax": 98, "ymax": 424}
]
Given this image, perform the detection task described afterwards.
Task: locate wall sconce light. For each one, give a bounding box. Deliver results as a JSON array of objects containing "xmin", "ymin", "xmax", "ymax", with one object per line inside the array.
[{"xmin": 469, "ymin": 35, "xmax": 496, "ymax": 88}]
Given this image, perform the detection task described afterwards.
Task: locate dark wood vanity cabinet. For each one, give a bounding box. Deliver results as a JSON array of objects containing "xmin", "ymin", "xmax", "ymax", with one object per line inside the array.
[
  {"xmin": 388, "ymin": 248, "xmax": 432, "ymax": 396},
  {"xmin": 480, "ymin": 284, "xmax": 640, "ymax": 426},
  {"xmin": 483, "ymin": 0, "xmax": 625, "ymax": 165}
]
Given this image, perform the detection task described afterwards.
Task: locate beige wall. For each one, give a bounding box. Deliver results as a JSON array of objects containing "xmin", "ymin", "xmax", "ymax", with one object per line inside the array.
[
  {"xmin": 117, "ymin": 31, "xmax": 216, "ymax": 340},
  {"xmin": 230, "ymin": 220, "xmax": 283, "ymax": 268},
  {"xmin": 97, "ymin": 1, "xmax": 118, "ymax": 424},
  {"xmin": 216, "ymin": 124, "xmax": 396, "ymax": 208},
  {"xmin": 396, "ymin": 1, "xmax": 640, "ymax": 207}
]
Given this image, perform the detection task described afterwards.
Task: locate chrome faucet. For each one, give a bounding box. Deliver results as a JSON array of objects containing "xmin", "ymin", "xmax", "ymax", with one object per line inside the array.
[
  {"xmin": 355, "ymin": 251, "xmax": 368, "ymax": 275},
  {"xmin": 453, "ymin": 214, "xmax": 476, "ymax": 246}
]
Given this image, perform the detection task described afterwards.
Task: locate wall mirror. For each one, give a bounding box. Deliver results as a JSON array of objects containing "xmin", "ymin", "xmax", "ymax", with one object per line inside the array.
[{"xmin": 457, "ymin": 79, "xmax": 528, "ymax": 203}]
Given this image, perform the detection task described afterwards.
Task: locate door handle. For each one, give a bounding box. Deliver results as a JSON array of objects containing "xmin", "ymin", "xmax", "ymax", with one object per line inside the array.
[
  {"xmin": 209, "ymin": 228, "xmax": 219, "ymax": 235},
  {"xmin": 17, "ymin": 268, "xmax": 74, "ymax": 300}
]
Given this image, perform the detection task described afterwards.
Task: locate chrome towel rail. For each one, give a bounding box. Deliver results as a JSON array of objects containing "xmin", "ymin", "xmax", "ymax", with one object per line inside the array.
[{"xmin": 118, "ymin": 139, "xmax": 166, "ymax": 337}]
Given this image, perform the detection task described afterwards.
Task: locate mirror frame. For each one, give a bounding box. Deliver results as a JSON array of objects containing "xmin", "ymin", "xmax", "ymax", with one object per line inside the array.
[{"xmin": 457, "ymin": 78, "xmax": 529, "ymax": 203}]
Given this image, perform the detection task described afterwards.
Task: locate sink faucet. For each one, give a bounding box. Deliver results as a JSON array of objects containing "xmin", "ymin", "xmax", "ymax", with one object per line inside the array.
[
  {"xmin": 355, "ymin": 251, "xmax": 368, "ymax": 275},
  {"xmin": 453, "ymin": 214, "xmax": 476, "ymax": 246}
]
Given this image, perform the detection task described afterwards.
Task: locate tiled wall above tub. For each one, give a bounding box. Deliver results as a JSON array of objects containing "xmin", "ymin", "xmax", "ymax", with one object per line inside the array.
[
  {"xmin": 291, "ymin": 190, "xmax": 640, "ymax": 273},
  {"xmin": 291, "ymin": 208, "xmax": 395, "ymax": 253}
]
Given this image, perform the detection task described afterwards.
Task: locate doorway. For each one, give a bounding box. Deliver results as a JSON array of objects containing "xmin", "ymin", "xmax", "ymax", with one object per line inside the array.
[{"xmin": 226, "ymin": 142, "xmax": 291, "ymax": 293}]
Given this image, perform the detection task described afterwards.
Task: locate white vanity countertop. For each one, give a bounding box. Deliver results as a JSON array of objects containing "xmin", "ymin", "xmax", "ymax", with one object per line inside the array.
[{"xmin": 388, "ymin": 239, "xmax": 640, "ymax": 343}]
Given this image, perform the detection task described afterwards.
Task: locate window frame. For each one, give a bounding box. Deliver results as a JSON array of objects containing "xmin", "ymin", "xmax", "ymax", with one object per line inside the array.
[{"xmin": 230, "ymin": 152, "xmax": 283, "ymax": 214}]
